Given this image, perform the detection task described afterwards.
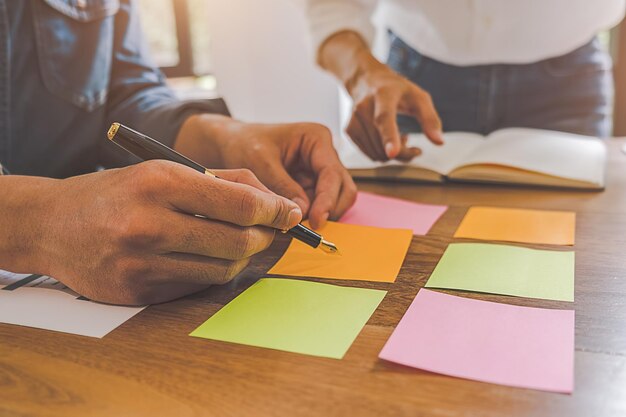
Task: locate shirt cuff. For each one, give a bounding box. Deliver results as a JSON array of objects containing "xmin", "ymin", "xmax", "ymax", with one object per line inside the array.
[
  {"xmin": 153, "ymin": 97, "xmax": 231, "ymax": 147},
  {"xmin": 100, "ymin": 97, "xmax": 231, "ymax": 169}
]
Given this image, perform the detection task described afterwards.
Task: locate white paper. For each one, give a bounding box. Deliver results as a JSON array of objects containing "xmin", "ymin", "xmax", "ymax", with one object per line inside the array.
[
  {"xmin": 0, "ymin": 270, "xmax": 145, "ymax": 338},
  {"xmin": 460, "ymin": 128, "xmax": 607, "ymax": 186},
  {"xmin": 339, "ymin": 128, "xmax": 606, "ymax": 187},
  {"xmin": 339, "ymin": 132, "xmax": 486, "ymax": 175}
]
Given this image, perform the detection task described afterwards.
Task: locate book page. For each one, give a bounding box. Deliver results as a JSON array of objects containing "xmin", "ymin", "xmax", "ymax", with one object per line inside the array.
[
  {"xmin": 456, "ymin": 128, "xmax": 607, "ymax": 185},
  {"xmin": 338, "ymin": 132, "xmax": 485, "ymax": 176}
]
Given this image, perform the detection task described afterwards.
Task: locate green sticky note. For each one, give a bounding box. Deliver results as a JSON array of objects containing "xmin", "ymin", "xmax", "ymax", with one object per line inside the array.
[
  {"xmin": 425, "ymin": 243, "xmax": 574, "ymax": 302},
  {"xmin": 190, "ymin": 278, "xmax": 387, "ymax": 359}
]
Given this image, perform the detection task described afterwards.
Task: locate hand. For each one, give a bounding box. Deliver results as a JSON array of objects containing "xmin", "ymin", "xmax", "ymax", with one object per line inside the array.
[
  {"xmin": 175, "ymin": 116, "xmax": 357, "ymax": 230},
  {"xmin": 34, "ymin": 161, "xmax": 302, "ymax": 305},
  {"xmin": 347, "ymin": 62, "xmax": 444, "ymax": 161},
  {"xmin": 318, "ymin": 31, "xmax": 444, "ymax": 161}
]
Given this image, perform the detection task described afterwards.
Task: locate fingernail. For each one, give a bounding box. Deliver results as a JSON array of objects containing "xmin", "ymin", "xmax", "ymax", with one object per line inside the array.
[
  {"xmin": 434, "ymin": 130, "xmax": 444, "ymax": 145},
  {"xmin": 385, "ymin": 143, "xmax": 396, "ymax": 157},
  {"xmin": 288, "ymin": 207, "xmax": 302, "ymax": 228}
]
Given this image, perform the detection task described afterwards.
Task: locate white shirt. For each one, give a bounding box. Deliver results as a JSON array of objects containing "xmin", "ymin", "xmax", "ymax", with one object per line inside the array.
[{"xmin": 304, "ymin": 0, "xmax": 626, "ymax": 65}]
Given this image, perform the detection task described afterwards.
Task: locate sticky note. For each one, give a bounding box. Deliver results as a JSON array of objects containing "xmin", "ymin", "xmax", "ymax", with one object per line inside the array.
[
  {"xmin": 190, "ymin": 278, "xmax": 386, "ymax": 359},
  {"xmin": 379, "ymin": 289, "xmax": 575, "ymax": 393},
  {"xmin": 268, "ymin": 221, "xmax": 413, "ymax": 282},
  {"xmin": 340, "ymin": 191, "xmax": 448, "ymax": 235},
  {"xmin": 425, "ymin": 243, "xmax": 575, "ymax": 301},
  {"xmin": 454, "ymin": 206, "xmax": 576, "ymax": 245}
]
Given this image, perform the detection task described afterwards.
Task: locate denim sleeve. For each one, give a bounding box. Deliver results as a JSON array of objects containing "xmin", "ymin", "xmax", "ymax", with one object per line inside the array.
[{"xmin": 105, "ymin": 0, "xmax": 229, "ymax": 147}]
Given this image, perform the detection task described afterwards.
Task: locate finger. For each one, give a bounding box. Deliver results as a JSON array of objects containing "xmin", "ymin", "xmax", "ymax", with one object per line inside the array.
[
  {"xmin": 308, "ymin": 166, "xmax": 343, "ymax": 229},
  {"xmin": 162, "ymin": 253, "xmax": 251, "ymax": 285},
  {"xmin": 163, "ymin": 211, "xmax": 275, "ymax": 260},
  {"xmin": 330, "ymin": 171, "xmax": 358, "ymax": 220},
  {"xmin": 291, "ymin": 171, "xmax": 317, "ymax": 212},
  {"xmin": 373, "ymin": 91, "xmax": 403, "ymax": 158},
  {"xmin": 164, "ymin": 169, "xmax": 302, "ymax": 231},
  {"xmin": 355, "ymin": 100, "xmax": 389, "ymax": 161},
  {"xmin": 111, "ymin": 255, "xmax": 252, "ymax": 305},
  {"xmin": 401, "ymin": 89, "xmax": 444, "ymax": 145},
  {"xmin": 251, "ymin": 162, "xmax": 311, "ymax": 215},
  {"xmin": 149, "ymin": 255, "xmax": 251, "ymax": 303},
  {"xmin": 211, "ymin": 168, "xmax": 272, "ymax": 194},
  {"xmin": 297, "ymin": 128, "xmax": 355, "ymax": 227},
  {"xmin": 292, "ymin": 171, "xmax": 316, "ymax": 191},
  {"xmin": 396, "ymin": 135, "xmax": 422, "ymax": 162},
  {"xmin": 346, "ymin": 115, "xmax": 380, "ymax": 161}
]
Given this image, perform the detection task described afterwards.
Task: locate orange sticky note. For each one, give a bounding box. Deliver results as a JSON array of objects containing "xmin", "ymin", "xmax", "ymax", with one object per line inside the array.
[
  {"xmin": 454, "ymin": 207, "xmax": 576, "ymax": 245},
  {"xmin": 268, "ymin": 221, "xmax": 413, "ymax": 282}
]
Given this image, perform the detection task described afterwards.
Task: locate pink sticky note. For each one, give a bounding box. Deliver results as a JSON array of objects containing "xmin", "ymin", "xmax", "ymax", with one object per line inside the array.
[
  {"xmin": 340, "ymin": 192, "xmax": 447, "ymax": 235},
  {"xmin": 379, "ymin": 290, "xmax": 575, "ymax": 393}
]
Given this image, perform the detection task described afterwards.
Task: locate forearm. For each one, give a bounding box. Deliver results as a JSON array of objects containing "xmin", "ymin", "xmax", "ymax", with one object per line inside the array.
[
  {"xmin": 0, "ymin": 176, "xmax": 58, "ymax": 274},
  {"xmin": 319, "ymin": 30, "xmax": 443, "ymax": 160},
  {"xmin": 318, "ymin": 31, "xmax": 389, "ymax": 95},
  {"xmin": 173, "ymin": 113, "xmax": 235, "ymax": 169}
]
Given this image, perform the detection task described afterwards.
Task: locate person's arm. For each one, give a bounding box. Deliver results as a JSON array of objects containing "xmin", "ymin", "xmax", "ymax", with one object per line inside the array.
[
  {"xmin": 106, "ymin": 0, "xmax": 356, "ymax": 229},
  {"xmin": 0, "ymin": 176, "xmax": 58, "ymax": 275},
  {"xmin": 306, "ymin": 1, "xmax": 443, "ymax": 161},
  {"xmin": 173, "ymin": 115, "xmax": 357, "ymax": 230},
  {"xmin": 0, "ymin": 164, "xmax": 302, "ymax": 305}
]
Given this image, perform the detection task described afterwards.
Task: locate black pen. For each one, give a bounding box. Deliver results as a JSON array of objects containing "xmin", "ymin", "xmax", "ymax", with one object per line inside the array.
[{"xmin": 106, "ymin": 122, "xmax": 339, "ymax": 254}]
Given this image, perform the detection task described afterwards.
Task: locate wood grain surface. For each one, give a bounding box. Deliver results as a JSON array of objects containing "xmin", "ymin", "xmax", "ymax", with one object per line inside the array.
[{"xmin": 2, "ymin": 141, "xmax": 626, "ymax": 417}]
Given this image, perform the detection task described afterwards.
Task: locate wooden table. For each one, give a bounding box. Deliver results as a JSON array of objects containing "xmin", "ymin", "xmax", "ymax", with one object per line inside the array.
[{"xmin": 2, "ymin": 140, "xmax": 626, "ymax": 417}]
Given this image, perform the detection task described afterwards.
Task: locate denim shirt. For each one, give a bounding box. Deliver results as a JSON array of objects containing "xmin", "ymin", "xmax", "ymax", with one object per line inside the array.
[{"xmin": 0, "ymin": 0, "xmax": 228, "ymax": 178}]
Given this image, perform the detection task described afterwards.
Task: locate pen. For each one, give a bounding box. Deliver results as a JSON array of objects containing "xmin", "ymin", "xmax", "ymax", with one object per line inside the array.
[{"xmin": 106, "ymin": 122, "xmax": 339, "ymax": 254}]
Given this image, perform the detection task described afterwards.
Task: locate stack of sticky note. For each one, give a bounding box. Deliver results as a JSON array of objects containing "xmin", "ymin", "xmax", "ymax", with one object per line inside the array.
[
  {"xmin": 379, "ymin": 206, "xmax": 577, "ymax": 393},
  {"xmin": 454, "ymin": 206, "xmax": 576, "ymax": 245},
  {"xmin": 380, "ymin": 289, "xmax": 575, "ymax": 393},
  {"xmin": 268, "ymin": 221, "xmax": 413, "ymax": 282},
  {"xmin": 425, "ymin": 243, "xmax": 574, "ymax": 301},
  {"xmin": 340, "ymin": 191, "xmax": 447, "ymax": 235},
  {"xmin": 189, "ymin": 192, "xmax": 444, "ymax": 359},
  {"xmin": 190, "ymin": 278, "xmax": 386, "ymax": 359},
  {"xmin": 189, "ymin": 193, "xmax": 578, "ymax": 394}
]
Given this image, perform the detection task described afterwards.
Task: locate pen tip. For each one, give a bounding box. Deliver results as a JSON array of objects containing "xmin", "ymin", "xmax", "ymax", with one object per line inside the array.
[{"xmin": 320, "ymin": 239, "xmax": 340, "ymax": 255}]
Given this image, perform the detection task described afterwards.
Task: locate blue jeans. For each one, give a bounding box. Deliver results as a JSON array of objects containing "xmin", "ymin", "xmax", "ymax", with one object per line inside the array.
[{"xmin": 388, "ymin": 34, "xmax": 614, "ymax": 137}]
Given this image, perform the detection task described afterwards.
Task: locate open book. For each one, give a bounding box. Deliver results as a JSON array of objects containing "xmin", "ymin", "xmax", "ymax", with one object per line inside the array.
[{"xmin": 339, "ymin": 128, "xmax": 607, "ymax": 190}]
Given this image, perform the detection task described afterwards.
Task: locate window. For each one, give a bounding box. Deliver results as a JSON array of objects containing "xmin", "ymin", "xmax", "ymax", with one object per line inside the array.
[{"xmin": 138, "ymin": 0, "xmax": 216, "ymax": 97}]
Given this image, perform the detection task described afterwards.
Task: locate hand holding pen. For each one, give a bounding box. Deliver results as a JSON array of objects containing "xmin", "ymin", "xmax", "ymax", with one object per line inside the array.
[
  {"xmin": 38, "ymin": 159, "xmax": 310, "ymax": 305},
  {"xmin": 107, "ymin": 123, "xmax": 340, "ymax": 254}
]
